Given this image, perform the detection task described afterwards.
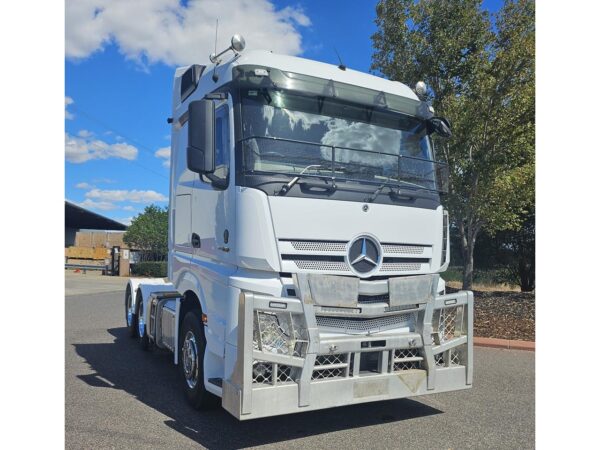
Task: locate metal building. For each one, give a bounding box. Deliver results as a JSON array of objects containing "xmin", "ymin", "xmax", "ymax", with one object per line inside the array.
[{"xmin": 64, "ymin": 201, "xmax": 127, "ymax": 247}]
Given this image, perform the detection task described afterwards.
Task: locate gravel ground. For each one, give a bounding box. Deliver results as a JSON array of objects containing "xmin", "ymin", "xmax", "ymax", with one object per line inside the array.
[{"xmin": 448, "ymin": 287, "xmax": 535, "ymax": 341}]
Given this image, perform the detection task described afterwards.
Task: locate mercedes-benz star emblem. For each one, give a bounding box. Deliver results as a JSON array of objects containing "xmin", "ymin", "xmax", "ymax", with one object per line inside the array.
[{"xmin": 347, "ymin": 235, "xmax": 382, "ymax": 276}]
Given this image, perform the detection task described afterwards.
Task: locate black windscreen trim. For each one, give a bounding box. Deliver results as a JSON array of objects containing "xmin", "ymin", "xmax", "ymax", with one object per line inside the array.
[
  {"xmin": 383, "ymin": 257, "xmax": 430, "ymax": 264},
  {"xmin": 280, "ymin": 238, "xmax": 347, "ymax": 244},
  {"xmin": 281, "ymin": 254, "xmax": 345, "ymax": 262}
]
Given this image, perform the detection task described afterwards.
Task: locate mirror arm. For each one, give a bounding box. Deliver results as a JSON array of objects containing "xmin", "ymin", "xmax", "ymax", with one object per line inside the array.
[{"xmin": 203, "ymin": 173, "xmax": 228, "ymax": 189}]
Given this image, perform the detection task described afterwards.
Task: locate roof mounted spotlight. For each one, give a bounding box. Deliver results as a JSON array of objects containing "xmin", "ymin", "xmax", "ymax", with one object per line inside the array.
[
  {"xmin": 415, "ymin": 81, "xmax": 427, "ymax": 99},
  {"xmin": 209, "ymin": 34, "xmax": 246, "ymax": 64}
]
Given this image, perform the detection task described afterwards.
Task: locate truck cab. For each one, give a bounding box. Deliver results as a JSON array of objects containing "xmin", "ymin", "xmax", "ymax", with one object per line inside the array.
[{"xmin": 125, "ymin": 37, "xmax": 473, "ymax": 420}]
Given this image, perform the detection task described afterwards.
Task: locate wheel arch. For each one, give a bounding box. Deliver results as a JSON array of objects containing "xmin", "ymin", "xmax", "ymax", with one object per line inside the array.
[
  {"xmin": 173, "ymin": 269, "xmax": 208, "ymax": 329},
  {"xmin": 179, "ymin": 290, "xmax": 203, "ymax": 331},
  {"xmin": 126, "ymin": 277, "xmax": 169, "ymax": 314}
]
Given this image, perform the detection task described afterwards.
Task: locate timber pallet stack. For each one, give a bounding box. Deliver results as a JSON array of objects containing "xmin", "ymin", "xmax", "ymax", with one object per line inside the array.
[{"xmin": 65, "ymin": 231, "xmax": 128, "ymax": 267}]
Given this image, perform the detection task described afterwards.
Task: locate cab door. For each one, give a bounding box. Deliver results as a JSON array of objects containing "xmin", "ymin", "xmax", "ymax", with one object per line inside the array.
[{"xmin": 191, "ymin": 97, "xmax": 236, "ymax": 267}]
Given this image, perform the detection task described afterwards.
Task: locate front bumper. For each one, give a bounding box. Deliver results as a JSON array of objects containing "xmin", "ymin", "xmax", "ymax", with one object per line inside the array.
[{"xmin": 222, "ymin": 280, "xmax": 473, "ymax": 420}]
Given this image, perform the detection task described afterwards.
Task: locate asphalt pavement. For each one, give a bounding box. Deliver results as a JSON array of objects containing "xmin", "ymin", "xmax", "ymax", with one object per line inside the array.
[{"xmin": 65, "ymin": 272, "xmax": 535, "ymax": 449}]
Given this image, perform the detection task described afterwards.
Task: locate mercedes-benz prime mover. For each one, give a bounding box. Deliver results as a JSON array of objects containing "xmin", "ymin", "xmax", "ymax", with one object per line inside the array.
[{"xmin": 124, "ymin": 35, "xmax": 473, "ymax": 420}]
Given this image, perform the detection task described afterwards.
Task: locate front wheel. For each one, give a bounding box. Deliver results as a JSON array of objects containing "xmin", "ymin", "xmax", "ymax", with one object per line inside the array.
[{"xmin": 180, "ymin": 311, "xmax": 220, "ymax": 409}]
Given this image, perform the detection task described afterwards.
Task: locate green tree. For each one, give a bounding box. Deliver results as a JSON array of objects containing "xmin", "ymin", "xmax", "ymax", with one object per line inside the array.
[
  {"xmin": 372, "ymin": 0, "xmax": 534, "ymax": 289},
  {"xmin": 123, "ymin": 205, "xmax": 168, "ymax": 261},
  {"xmin": 490, "ymin": 210, "xmax": 535, "ymax": 291}
]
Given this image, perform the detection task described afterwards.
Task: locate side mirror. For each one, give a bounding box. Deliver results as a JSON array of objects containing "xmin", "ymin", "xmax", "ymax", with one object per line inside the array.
[
  {"xmin": 426, "ymin": 117, "xmax": 452, "ymax": 138},
  {"xmin": 187, "ymin": 100, "xmax": 215, "ymax": 173}
]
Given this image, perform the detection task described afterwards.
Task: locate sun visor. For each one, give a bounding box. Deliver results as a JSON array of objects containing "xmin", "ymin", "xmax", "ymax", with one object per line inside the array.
[{"xmin": 232, "ymin": 65, "xmax": 432, "ymax": 119}]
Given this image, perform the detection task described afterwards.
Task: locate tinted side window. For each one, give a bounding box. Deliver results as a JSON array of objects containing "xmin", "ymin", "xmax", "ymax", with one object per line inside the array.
[{"xmin": 214, "ymin": 105, "xmax": 230, "ymax": 182}]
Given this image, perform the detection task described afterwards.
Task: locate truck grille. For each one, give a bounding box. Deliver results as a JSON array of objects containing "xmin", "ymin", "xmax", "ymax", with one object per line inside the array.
[
  {"xmin": 382, "ymin": 244, "xmax": 425, "ymax": 255},
  {"xmin": 290, "ymin": 240, "xmax": 346, "ymax": 252},
  {"xmin": 379, "ymin": 262, "xmax": 422, "ymax": 272},
  {"xmin": 290, "ymin": 259, "xmax": 423, "ymax": 273},
  {"xmin": 293, "ymin": 260, "xmax": 349, "ymax": 271},
  {"xmin": 279, "ymin": 239, "xmax": 431, "ymax": 276}
]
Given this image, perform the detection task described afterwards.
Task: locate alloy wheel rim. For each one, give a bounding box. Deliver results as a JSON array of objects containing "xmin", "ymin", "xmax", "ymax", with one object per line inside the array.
[
  {"xmin": 182, "ymin": 331, "xmax": 199, "ymax": 389},
  {"xmin": 126, "ymin": 295, "xmax": 132, "ymax": 326},
  {"xmin": 137, "ymin": 301, "xmax": 145, "ymax": 338}
]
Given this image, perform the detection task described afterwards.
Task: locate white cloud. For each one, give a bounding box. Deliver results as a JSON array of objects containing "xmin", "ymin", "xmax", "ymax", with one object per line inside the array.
[
  {"xmin": 78, "ymin": 129, "xmax": 94, "ymax": 138},
  {"xmin": 76, "ymin": 182, "xmax": 95, "ymax": 189},
  {"xmin": 85, "ymin": 188, "xmax": 168, "ymax": 203},
  {"xmin": 78, "ymin": 199, "xmax": 117, "ymax": 211},
  {"xmin": 65, "ymin": 0, "xmax": 310, "ymax": 66},
  {"xmin": 93, "ymin": 177, "xmax": 117, "ymax": 184},
  {"xmin": 76, "ymin": 188, "xmax": 167, "ymax": 215},
  {"xmin": 120, "ymin": 217, "xmax": 134, "ymax": 226},
  {"xmin": 65, "ymin": 96, "xmax": 74, "ymax": 120},
  {"xmin": 65, "ymin": 132, "xmax": 138, "ymax": 163},
  {"xmin": 155, "ymin": 146, "xmax": 171, "ymax": 167}
]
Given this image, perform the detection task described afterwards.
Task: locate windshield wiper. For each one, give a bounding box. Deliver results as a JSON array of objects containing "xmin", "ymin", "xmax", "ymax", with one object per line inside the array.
[
  {"xmin": 365, "ymin": 179, "xmax": 430, "ymax": 203},
  {"xmin": 277, "ymin": 165, "xmax": 337, "ymax": 196},
  {"xmin": 365, "ymin": 180, "xmax": 391, "ymax": 203}
]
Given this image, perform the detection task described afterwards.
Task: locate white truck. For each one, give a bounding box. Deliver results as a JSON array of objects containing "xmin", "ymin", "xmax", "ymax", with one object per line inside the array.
[{"xmin": 124, "ymin": 35, "xmax": 473, "ymax": 420}]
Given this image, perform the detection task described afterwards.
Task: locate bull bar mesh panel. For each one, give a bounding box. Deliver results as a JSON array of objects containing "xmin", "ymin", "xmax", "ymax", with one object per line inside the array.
[
  {"xmin": 316, "ymin": 313, "xmax": 414, "ymax": 333},
  {"xmin": 312, "ymin": 353, "xmax": 349, "ymax": 381},
  {"xmin": 392, "ymin": 348, "xmax": 423, "ymax": 371},
  {"xmin": 434, "ymin": 305, "xmax": 466, "ymax": 343},
  {"xmin": 252, "ymin": 361, "xmax": 296, "ymax": 385},
  {"xmin": 252, "ymin": 361, "xmax": 273, "ymax": 384},
  {"xmin": 434, "ymin": 344, "xmax": 466, "ymax": 368}
]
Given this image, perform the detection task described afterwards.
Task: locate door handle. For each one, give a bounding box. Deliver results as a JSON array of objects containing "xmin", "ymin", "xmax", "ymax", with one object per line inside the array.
[
  {"xmin": 218, "ymin": 246, "xmax": 230, "ymax": 253},
  {"xmin": 191, "ymin": 233, "xmax": 201, "ymax": 248}
]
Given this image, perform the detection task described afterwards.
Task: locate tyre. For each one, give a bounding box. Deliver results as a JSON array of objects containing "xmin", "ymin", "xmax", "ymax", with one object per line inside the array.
[
  {"xmin": 125, "ymin": 287, "xmax": 137, "ymax": 338},
  {"xmin": 136, "ymin": 293, "xmax": 150, "ymax": 351},
  {"xmin": 180, "ymin": 311, "xmax": 220, "ymax": 409}
]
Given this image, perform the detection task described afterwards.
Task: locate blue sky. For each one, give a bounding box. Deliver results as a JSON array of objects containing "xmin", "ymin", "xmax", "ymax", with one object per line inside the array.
[{"xmin": 65, "ymin": 0, "xmax": 502, "ymax": 225}]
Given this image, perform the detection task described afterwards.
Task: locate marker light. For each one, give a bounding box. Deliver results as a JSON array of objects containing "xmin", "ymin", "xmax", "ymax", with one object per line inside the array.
[{"xmin": 231, "ymin": 34, "xmax": 246, "ymax": 52}]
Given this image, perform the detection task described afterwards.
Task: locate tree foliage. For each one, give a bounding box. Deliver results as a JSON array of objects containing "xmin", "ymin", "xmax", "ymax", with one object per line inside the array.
[
  {"xmin": 492, "ymin": 211, "xmax": 535, "ymax": 291},
  {"xmin": 123, "ymin": 205, "xmax": 168, "ymax": 261},
  {"xmin": 372, "ymin": 0, "xmax": 535, "ymax": 289}
]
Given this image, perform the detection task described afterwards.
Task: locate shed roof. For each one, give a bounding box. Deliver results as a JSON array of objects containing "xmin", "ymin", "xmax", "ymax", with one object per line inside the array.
[{"xmin": 65, "ymin": 201, "xmax": 127, "ymax": 231}]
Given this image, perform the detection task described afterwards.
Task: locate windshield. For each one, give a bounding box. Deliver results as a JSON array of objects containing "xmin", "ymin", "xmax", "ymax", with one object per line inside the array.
[{"xmin": 240, "ymin": 89, "xmax": 446, "ymax": 192}]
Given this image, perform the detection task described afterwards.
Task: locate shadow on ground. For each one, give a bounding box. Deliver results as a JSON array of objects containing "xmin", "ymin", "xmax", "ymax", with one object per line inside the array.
[{"xmin": 74, "ymin": 328, "xmax": 442, "ymax": 449}]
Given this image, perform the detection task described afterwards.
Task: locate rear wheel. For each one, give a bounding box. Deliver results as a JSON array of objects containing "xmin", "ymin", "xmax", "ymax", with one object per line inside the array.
[
  {"xmin": 180, "ymin": 311, "xmax": 220, "ymax": 409},
  {"xmin": 125, "ymin": 287, "xmax": 137, "ymax": 338}
]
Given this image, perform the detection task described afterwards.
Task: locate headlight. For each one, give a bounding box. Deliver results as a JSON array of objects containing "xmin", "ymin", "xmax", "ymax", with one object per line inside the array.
[{"xmin": 253, "ymin": 310, "xmax": 308, "ymax": 358}]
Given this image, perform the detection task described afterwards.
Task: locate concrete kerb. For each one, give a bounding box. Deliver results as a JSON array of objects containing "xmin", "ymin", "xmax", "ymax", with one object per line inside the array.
[{"xmin": 473, "ymin": 337, "xmax": 535, "ymax": 351}]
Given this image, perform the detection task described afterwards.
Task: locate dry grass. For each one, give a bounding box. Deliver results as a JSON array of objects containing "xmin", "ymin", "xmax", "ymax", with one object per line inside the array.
[{"xmin": 446, "ymin": 280, "xmax": 522, "ymax": 292}]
